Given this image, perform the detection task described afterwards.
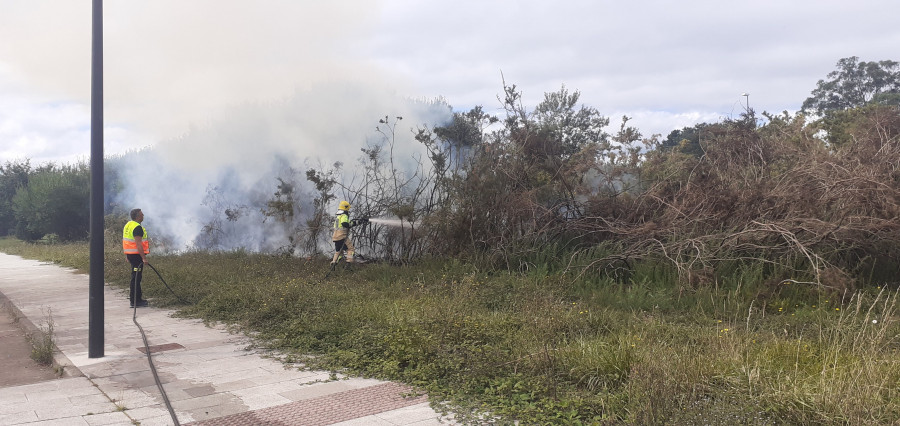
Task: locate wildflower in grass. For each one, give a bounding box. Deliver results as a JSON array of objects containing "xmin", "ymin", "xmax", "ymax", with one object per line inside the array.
[{"xmin": 835, "ymin": 308, "xmax": 840, "ymax": 311}]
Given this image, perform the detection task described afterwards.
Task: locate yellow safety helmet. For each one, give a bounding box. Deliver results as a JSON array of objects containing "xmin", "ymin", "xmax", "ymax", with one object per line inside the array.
[{"xmin": 338, "ymin": 200, "xmax": 351, "ymax": 211}]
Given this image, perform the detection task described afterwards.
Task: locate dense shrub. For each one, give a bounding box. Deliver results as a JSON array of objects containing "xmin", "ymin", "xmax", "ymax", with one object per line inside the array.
[{"xmin": 12, "ymin": 163, "xmax": 90, "ymax": 241}]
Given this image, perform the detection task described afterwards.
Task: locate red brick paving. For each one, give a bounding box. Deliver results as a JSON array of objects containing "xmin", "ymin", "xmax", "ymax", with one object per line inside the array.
[{"xmin": 186, "ymin": 382, "xmax": 428, "ymax": 425}]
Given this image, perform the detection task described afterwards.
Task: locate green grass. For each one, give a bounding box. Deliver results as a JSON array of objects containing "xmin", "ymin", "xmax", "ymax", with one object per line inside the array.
[{"xmin": 2, "ymin": 237, "xmax": 900, "ymax": 424}]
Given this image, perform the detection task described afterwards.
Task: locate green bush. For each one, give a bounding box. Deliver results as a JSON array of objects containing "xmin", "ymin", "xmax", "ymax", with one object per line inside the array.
[{"xmin": 11, "ymin": 163, "xmax": 90, "ymax": 241}]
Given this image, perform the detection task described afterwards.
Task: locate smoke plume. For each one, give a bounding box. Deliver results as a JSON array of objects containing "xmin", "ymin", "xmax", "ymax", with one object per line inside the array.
[
  {"xmin": 114, "ymin": 86, "xmax": 451, "ymax": 252},
  {"xmin": 0, "ymin": 1, "xmax": 455, "ymax": 251}
]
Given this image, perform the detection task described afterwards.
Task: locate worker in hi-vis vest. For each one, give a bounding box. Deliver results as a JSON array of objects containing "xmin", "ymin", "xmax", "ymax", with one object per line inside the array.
[
  {"xmin": 331, "ymin": 200, "xmax": 367, "ymax": 264},
  {"xmin": 123, "ymin": 208, "xmax": 150, "ymax": 308}
]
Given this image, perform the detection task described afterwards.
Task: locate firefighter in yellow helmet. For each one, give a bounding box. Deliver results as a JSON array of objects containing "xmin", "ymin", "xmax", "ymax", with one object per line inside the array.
[{"xmin": 331, "ymin": 200, "xmax": 367, "ymax": 264}]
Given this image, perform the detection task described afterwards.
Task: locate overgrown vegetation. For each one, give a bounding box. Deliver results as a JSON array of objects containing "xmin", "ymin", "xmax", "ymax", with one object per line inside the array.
[
  {"xmin": 2, "ymin": 56, "xmax": 900, "ymax": 423},
  {"xmin": 1, "ymin": 238, "xmax": 899, "ymax": 424}
]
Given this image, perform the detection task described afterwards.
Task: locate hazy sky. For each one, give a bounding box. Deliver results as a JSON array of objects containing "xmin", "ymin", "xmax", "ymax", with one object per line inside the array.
[{"xmin": 2, "ymin": 0, "xmax": 899, "ymax": 165}]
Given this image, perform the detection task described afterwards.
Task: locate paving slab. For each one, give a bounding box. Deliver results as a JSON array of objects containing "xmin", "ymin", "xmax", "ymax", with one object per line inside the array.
[{"xmin": 0, "ymin": 252, "xmax": 455, "ymax": 425}]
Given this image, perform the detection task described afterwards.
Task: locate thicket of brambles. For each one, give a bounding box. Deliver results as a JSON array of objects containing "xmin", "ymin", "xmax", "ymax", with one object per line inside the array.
[{"xmin": 3, "ymin": 56, "xmax": 899, "ymax": 290}]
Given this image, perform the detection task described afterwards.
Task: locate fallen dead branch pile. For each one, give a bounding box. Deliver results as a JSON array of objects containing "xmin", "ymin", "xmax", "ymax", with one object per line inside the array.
[{"xmin": 572, "ymin": 106, "xmax": 900, "ymax": 289}]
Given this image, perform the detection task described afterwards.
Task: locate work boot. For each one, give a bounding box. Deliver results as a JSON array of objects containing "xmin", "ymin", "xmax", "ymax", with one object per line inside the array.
[{"xmin": 131, "ymin": 300, "xmax": 149, "ymax": 308}]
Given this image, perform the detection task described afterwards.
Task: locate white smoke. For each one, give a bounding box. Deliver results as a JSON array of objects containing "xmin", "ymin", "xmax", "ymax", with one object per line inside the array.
[
  {"xmin": 0, "ymin": 1, "xmax": 456, "ymax": 251},
  {"xmin": 115, "ymin": 86, "xmax": 451, "ymax": 252},
  {"xmin": 0, "ymin": 1, "xmax": 391, "ymax": 141}
]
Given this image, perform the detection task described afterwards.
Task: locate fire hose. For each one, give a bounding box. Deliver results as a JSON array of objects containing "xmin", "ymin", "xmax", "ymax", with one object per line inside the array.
[{"xmin": 132, "ymin": 262, "xmax": 192, "ymax": 426}]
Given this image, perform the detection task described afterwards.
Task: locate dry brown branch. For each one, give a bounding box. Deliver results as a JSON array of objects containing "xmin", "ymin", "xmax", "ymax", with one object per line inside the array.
[{"xmin": 560, "ymin": 106, "xmax": 900, "ymax": 288}]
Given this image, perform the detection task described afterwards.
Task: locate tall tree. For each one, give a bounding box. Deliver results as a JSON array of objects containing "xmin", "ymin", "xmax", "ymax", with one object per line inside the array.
[
  {"xmin": 802, "ymin": 56, "xmax": 900, "ymax": 114},
  {"xmin": 0, "ymin": 160, "xmax": 32, "ymax": 236},
  {"xmin": 662, "ymin": 123, "xmax": 709, "ymax": 157}
]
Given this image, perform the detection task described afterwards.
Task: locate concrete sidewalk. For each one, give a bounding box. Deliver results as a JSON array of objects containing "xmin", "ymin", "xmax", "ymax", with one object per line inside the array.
[{"xmin": 0, "ymin": 253, "xmax": 455, "ymax": 425}]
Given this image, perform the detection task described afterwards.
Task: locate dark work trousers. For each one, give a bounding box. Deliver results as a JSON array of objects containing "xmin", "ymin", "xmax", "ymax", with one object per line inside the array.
[{"xmin": 127, "ymin": 254, "xmax": 144, "ymax": 303}]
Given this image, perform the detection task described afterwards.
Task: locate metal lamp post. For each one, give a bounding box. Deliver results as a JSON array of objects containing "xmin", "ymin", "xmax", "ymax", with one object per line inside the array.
[{"xmin": 88, "ymin": 0, "xmax": 104, "ymax": 358}]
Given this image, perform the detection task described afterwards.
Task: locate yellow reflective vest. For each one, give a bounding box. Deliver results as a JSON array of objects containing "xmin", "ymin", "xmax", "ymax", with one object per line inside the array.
[
  {"xmin": 123, "ymin": 220, "xmax": 150, "ymax": 254},
  {"xmin": 332, "ymin": 213, "xmax": 350, "ymax": 241}
]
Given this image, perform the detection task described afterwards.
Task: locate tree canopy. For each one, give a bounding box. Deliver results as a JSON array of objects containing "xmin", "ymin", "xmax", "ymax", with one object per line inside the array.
[{"xmin": 802, "ymin": 56, "xmax": 900, "ymax": 114}]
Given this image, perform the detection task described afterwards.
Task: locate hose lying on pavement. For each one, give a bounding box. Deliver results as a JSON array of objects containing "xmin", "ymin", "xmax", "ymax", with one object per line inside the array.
[
  {"xmin": 132, "ymin": 262, "xmax": 192, "ymax": 426},
  {"xmin": 133, "ymin": 302, "xmax": 180, "ymax": 425}
]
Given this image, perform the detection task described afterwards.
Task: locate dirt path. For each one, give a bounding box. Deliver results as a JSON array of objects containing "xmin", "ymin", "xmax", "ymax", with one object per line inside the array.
[{"xmin": 0, "ymin": 301, "xmax": 59, "ymax": 387}]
